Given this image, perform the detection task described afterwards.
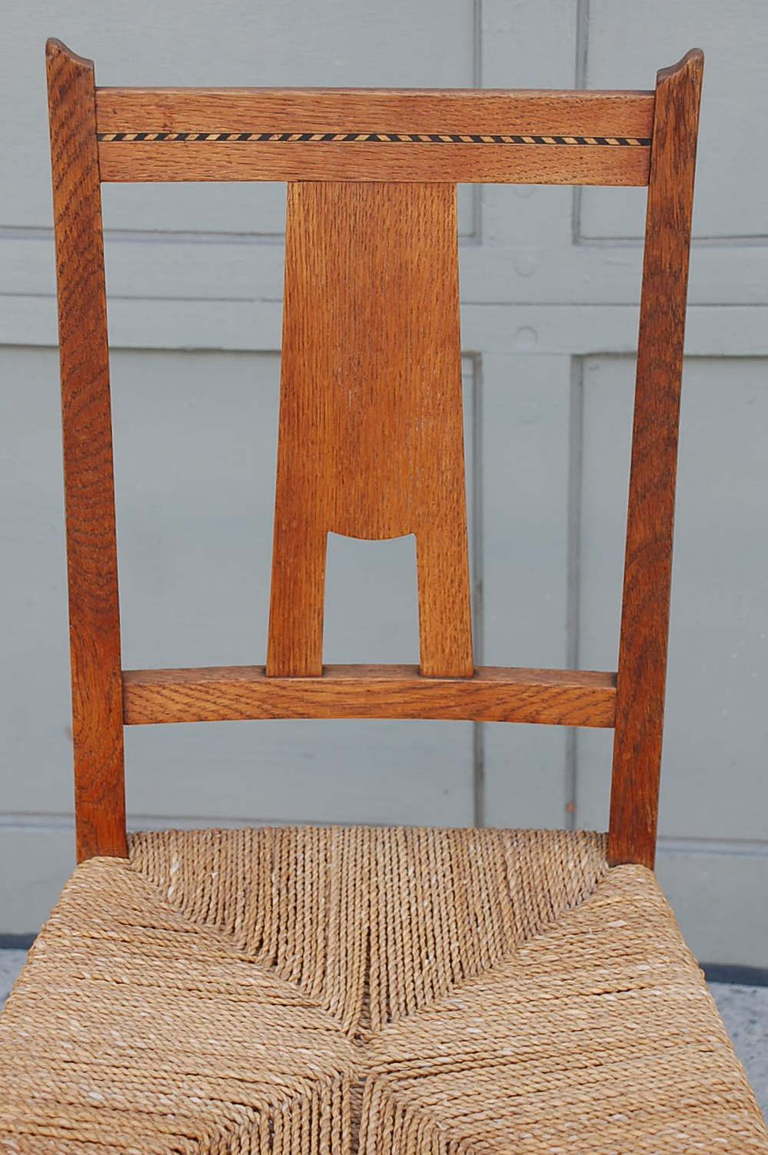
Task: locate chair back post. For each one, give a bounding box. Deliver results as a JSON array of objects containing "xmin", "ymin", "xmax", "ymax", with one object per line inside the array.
[
  {"xmin": 47, "ymin": 40, "xmax": 127, "ymax": 862},
  {"xmin": 608, "ymin": 50, "xmax": 704, "ymax": 868}
]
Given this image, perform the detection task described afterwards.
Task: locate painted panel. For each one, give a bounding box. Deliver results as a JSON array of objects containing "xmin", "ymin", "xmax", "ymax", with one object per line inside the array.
[
  {"xmin": 582, "ymin": 0, "xmax": 768, "ymax": 240},
  {"xmin": 577, "ymin": 355, "xmax": 768, "ymax": 850},
  {"xmin": 3, "ymin": 0, "xmax": 476, "ymax": 235},
  {"xmin": 480, "ymin": 354, "xmax": 574, "ymax": 829}
]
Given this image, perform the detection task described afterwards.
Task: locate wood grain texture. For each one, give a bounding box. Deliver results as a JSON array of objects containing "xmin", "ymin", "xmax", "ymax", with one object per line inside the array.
[
  {"xmin": 608, "ymin": 50, "xmax": 704, "ymax": 870},
  {"xmin": 97, "ymin": 140, "xmax": 650, "ymax": 186},
  {"xmin": 267, "ymin": 182, "xmax": 473, "ymax": 678},
  {"xmin": 45, "ymin": 41, "xmax": 703, "ymax": 872},
  {"xmin": 95, "ymin": 87, "xmax": 653, "ymax": 186},
  {"xmin": 46, "ymin": 40, "xmax": 127, "ymax": 863},
  {"xmin": 95, "ymin": 87, "xmax": 655, "ymax": 137},
  {"xmin": 122, "ymin": 665, "xmax": 617, "ymax": 727}
]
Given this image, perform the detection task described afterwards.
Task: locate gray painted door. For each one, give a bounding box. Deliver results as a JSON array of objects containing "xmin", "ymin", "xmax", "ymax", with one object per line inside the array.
[{"xmin": 1, "ymin": 0, "xmax": 767, "ymax": 964}]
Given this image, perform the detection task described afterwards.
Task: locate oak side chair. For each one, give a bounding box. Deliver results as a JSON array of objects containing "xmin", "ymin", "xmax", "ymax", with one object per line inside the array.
[{"xmin": 1, "ymin": 38, "xmax": 766, "ymax": 1155}]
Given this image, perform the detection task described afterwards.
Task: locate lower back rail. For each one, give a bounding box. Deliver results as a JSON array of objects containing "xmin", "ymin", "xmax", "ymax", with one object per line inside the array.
[{"xmin": 122, "ymin": 664, "xmax": 616, "ymax": 726}]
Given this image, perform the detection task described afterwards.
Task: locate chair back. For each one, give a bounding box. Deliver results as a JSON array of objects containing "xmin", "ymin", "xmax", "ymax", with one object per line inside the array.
[{"xmin": 46, "ymin": 40, "xmax": 703, "ymax": 867}]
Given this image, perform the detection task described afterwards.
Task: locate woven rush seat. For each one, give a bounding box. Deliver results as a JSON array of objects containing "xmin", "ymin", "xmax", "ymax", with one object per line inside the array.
[{"xmin": 1, "ymin": 826, "xmax": 766, "ymax": 1153}]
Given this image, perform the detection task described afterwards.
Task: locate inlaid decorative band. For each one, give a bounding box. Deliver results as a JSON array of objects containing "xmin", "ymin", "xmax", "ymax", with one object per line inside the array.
[{"xmin": 98, "ymin": 130, "xmax": 651, "ymax": 147}]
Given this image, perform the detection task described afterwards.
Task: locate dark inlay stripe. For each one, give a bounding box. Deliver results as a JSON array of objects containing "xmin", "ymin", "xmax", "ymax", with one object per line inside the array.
[{"xmin": 98, "ymin": 130, "xmax": 652, "ymax": 147}]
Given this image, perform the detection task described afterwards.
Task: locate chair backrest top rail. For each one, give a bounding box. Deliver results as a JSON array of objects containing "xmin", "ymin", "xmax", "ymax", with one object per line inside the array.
[
  {"xmin": 95, "ymin": 86, "xmax": 655, "ymax": 136},
  {"xmin": 93, "ymin": 83, "xmax": 655, "ymax": 184}
]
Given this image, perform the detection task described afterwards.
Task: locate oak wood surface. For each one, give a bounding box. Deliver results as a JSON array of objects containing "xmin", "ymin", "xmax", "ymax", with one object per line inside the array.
[
  {"xmin": 608, "ymin": 50, "xmax": 704, "ymax": 870},
  {"xmin": 95, "ymin": 86, "xmax": 653, "ymax": 185},
  {"xmin": 97, "ymin": 140, "xmax": 650, "ymax": 186},
  {"xmin": 94, "ymin": 87, "xmax": 655, "ymax": 137},
  {"xmin": 46, "ymin": 40, "xmax": 127, "ymax": 862},
  {"xmin": 267, "ymin": 182, "xmax": 473, "ymax": 677},
  {"xmin": 46, "ymin": 40, "xmax": 703, "ymax": 869},
  {"xmin": 123, "ymin": 665, "xmax": 617, "ymax": 727}
]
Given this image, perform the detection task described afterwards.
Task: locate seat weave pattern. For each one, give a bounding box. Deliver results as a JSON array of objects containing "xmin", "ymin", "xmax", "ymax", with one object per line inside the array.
[{"xmin": 1, "ymin": 827, "xmax": 766, "ymax": 1153}]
